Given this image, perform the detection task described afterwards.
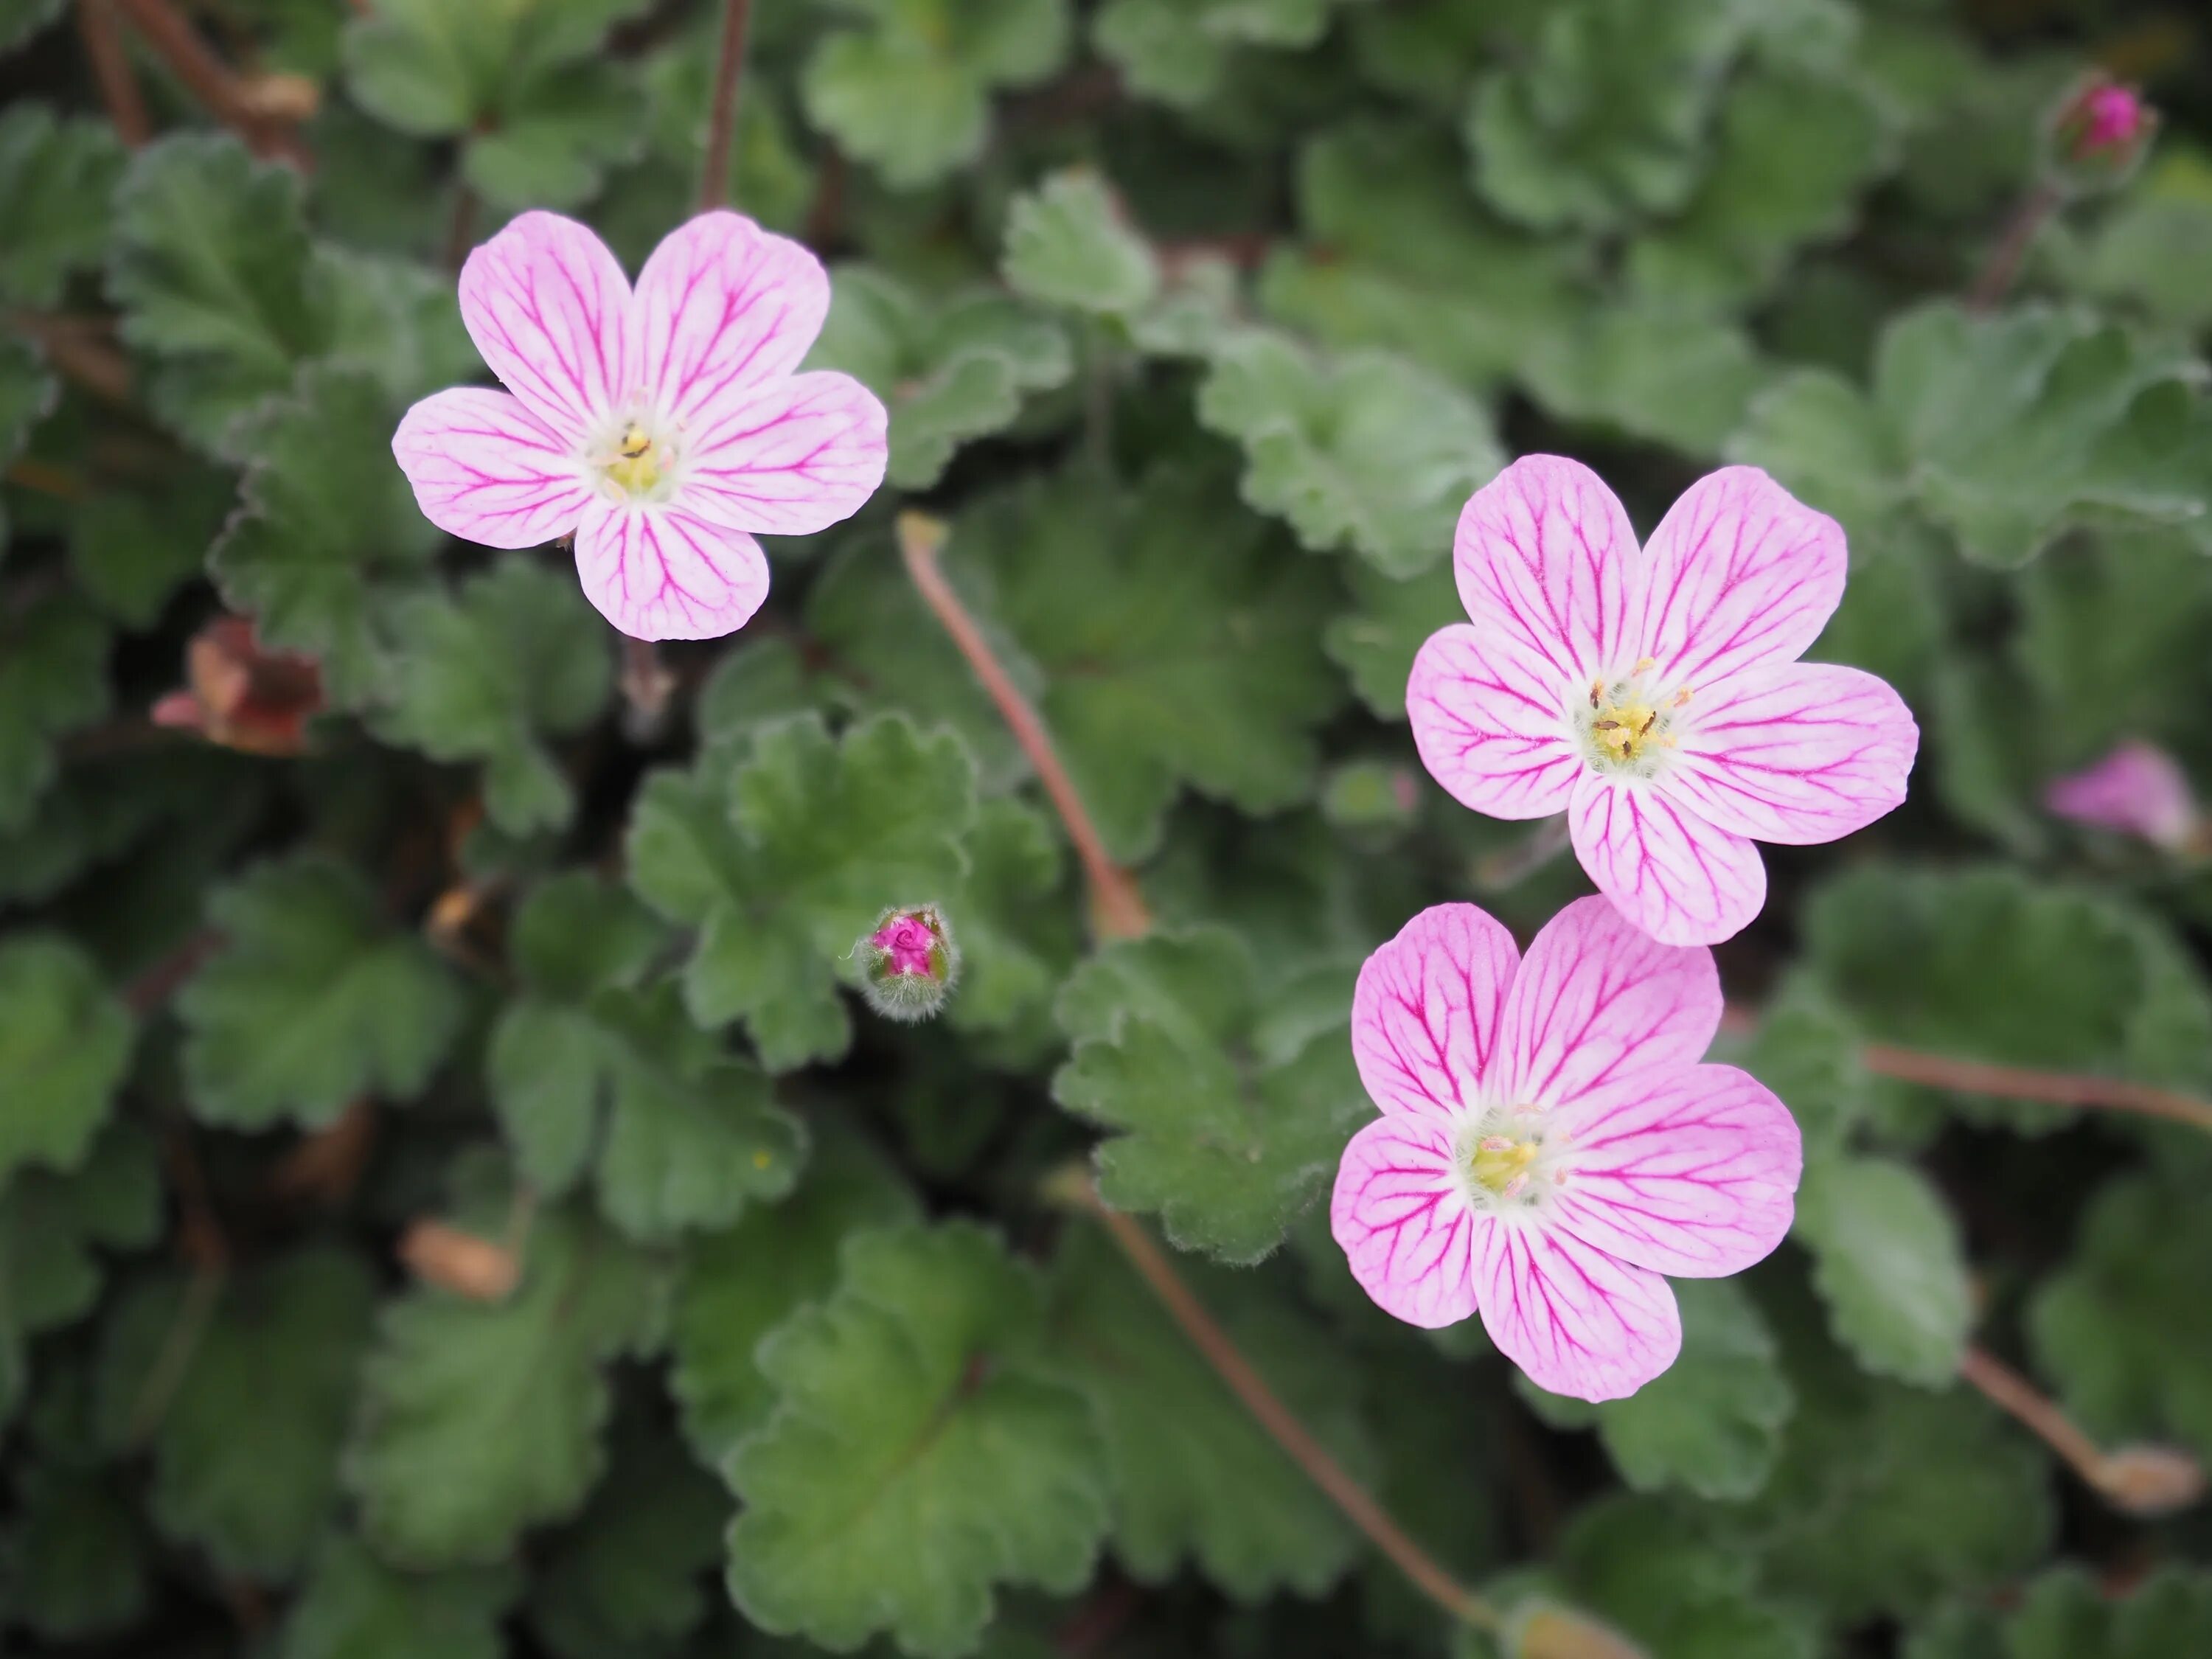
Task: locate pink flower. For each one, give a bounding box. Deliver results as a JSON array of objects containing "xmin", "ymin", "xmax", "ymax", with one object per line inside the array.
[
  {"xmin": 2045, "ymin": 740, "xmax": 2197, "ymax": 850},
  {"xmin": 392, "ymin": 211, "xmax": 888, "ymax": 641},
  {"xmin": 1332, "ymin": 897, "xmax": 1801, "ymax": 1401},
  {"xmin": 870, "ymin": 914, "xmax": 939, "ymax": 977},
  {"xmin": 2080, "ymin": 83, "xmax": 2149, "ymax": 153},
  {"xmin": 1408, "ymin": 456, "xmax": 1918, "ymax": 945}
]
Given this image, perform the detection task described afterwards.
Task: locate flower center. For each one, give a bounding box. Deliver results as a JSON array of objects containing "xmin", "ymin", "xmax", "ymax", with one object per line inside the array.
[
  {"xmin": 1453, "ymin": 1107, "xmax": 1566, "ymax": 1211},
  {"xmin": 603, "ymin": 422, "xmax": 666, "ymax": 497},
  {"xmin": 1579, "ymin": 658, "xmax": 1692, "ymax": 777}
]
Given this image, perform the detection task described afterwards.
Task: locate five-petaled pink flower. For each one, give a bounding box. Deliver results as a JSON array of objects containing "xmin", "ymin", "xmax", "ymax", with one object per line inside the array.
[
  {"xmin": 392, "ymin": 210, "xmax": 888, "ymax": 641},
  {"xmin": 2045, "ymin": 740, "xmax": 2197, "ymax": 851},
  {"xmin": 1332, "ymin": 897, "xmax": 1801, "ymax": 1401},
  {"xmin": 1409, "ymin": 456, "xmax": 1919, "ymax": 946}
]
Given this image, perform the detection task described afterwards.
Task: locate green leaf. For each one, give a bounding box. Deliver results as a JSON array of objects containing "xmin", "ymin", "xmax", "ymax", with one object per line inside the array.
[
  {"xmin": 1046, "ymin": 1223, "xmax": 1372, "ymax": 1599},
  {"xmin": 1522, "ymin": 1279, "xmax": 1795, "ymax": 1500},
  {"xmin": 1792, "ymin": 1155, "xmax": 1970, "ymax": 1387},
  {"xmin": 0, "ymin": 934, "xmax": 132, "ymax": 1186},
  {"xmin": 0, "ymin": 105, "xmax": 126, "ymax": 307},
  {"xmin": 801, "ymin": 0, "xmax": 1071, "ymax": 189},
  {"xmin": 1325, "ymin": 557, "xmax": 1463, "ymax": 721},
  {"xmin": 0, "ymin": 591, "xmax": 111, "ymax": 832},
  {"xmin": 1197, "ymin": 333, "xmax": 1502, "ymax": 577},
  {"xmin": 0, "ymin": 1124, "xmax": 161, "ymax": 1429},
  {"xmin": 69, "ymin": 468, "xmax": 236, "ymax": 629},
  {"xmin": 95, "ymin": 1248, "xmax": 378, "ymax": 1581},
  {"xmin": 372, "ymin": 559, "xmax": 614, "ymax": 836},
  {"xmin": 1259, "ymin": 120, "xmax": 1583, "ymax": 392},
  {"xmin": 106, "ymin": 134, "xmax": 332, "ymax": 453},
  {"xmin": 2064, "ymin": 148, "xmax": 2212, "ymax": 335},
  {"xmin": 0, "ymin": 0, "xmax": 64, "ymax": 55},
  {"xmin": 210, "ymin": 364, "xmax": 442, "ymax": 704},
  {"xmin": 1551, "ymin": 1495, "xmax": 1820, "ymax": 1659},
  {"xmin": 1627, "ymin": 61, "xmax": 1893, "ymax": 306},
  {"xmin": 2031, "ymin": 1171, "xmax": 2212, "ymax": 1463},
  {"xmin": 345, "ymin": 1164, "xmax": 670, "ymax": 1567},
  {"xmin": 1467, "ymin": 0, "xmax": 1751, "ymax": 233},
  {"xmin": 178, "ymin": 855, "xmax": 465, "ymax": 1130},
  {"xmin": 1093, "ymin": 0, "xmax": 1328, "ymax": 108},
  {"xmin": 462, "ymin": 60, "xmax": 645, "ymax": 210},
  {"xmin": 670, "ymin": 1127, "xmax": 917, "ymax": 1467},
  {"xmin": 0, "ymin": 331, "xmax": 54, "ymax": 552},
  {"xmin": 282, "ymin": 1533, "xmax": 520, "ymax": 1659},
  {"xmin": 490, "ymin": 874, "xmax": 805, "ymax": 1241},
  {"xmin": 813, "ymin": 465, "xmax": 1343, "ymax": 861},
  {"xmin": 1518, "ymin": 299, "xmax": 1773, "ymax": 456},
  {"xmin": 0, "ymin": 1456, "xmax": 148, "ymax": 1639},
  {"xmin": 945, "ymin": 796, "xmax": 1075, "ymax": 1050},
  {"xmin": 726, "ymin": 1220, "xmax": 1108, "ymax": 1658},
  {"xmin": 1052, "ymin": 931, "xmax": 1364, "ymax": 1262},
  {"xmin": 626, "ymin": 712, "xmax": 975, "ymax": 1071},
  {"xmin": 1002, "ymin": 170, "xmax": 1161, "ymax": 317},
  {"xmin": 528, "ymin": 1416, "xmax": 727, "ymax": 1659},
  {"xmin": 1801, "ymin": 863, "xmax": 2212, "ymax": 1112},
  {"xmin": 1905, "ymin": 1565, "xmax": 2212, "ymax": 1659},
  {"xmin": 805, "ymin": 264, "xmax": 1071, "ymax": 490},
  {"xmin": 1725, "ymin": 366, "xmax": 1913, "ymax": 555},
  {"xmin": 1714, "ymin": 1363, "xmax": 2051, "ymax": 1621}
]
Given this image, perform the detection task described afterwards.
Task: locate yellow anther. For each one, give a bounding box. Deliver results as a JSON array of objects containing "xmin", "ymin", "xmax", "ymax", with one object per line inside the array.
[
  {"xmin": 1633, "ymin": 656, "xmax": 1655, "ymax": 675},
  {"xmin": 605, "ymin": 424, "xmax": 662, "ymax": 495},
  {"xmin": 1470, "ymin": 1135, "xmax": 1540, "ymax": 1193},
  {"xmin": 1673, "ymin": 686, "xmax": 1694, "ymax": 707}
]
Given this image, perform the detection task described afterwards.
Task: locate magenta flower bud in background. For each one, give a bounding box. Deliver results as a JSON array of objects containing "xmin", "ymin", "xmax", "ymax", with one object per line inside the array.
[
  {"xmin": 2044, "ymin": 73, "xmax": 2157, "ymax": 190},
  {"xmin": 857, "ymin": 905, "xmax": 960, "ymax": 1022},
  {"xmin": 2044, "ymin": 740, "xmax": 2197, "ymax": 851}
]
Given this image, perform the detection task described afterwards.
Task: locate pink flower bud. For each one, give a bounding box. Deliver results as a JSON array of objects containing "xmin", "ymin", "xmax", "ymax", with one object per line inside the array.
[
  {"xmin": 857, "ymin": 905, "xmax": 959, "ymax": 1023},
  {"xmin": 2096, "ymin": 1444, "xmax": 2207, "ymax": 1517},
  {"xmin": 2043, "ymin": 740, "xmax": 2197, "ymax": 851},
  {"xmin": 2044, "ymin": 74, "xmax": 2157, "ymax": 190}
]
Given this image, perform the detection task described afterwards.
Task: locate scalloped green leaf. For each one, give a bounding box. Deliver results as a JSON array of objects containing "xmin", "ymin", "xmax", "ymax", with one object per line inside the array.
[
  {"xmin": 1792, "ymin": 1155, "xmax": 1970, "ymax": 1387},
  {"xmin": 1003, "ymin": 170, "xmax": 1161, "ymax": 317},
  {"xmin": 0, "ymin": 935, "xmax": 133, "ymax": 1186}
]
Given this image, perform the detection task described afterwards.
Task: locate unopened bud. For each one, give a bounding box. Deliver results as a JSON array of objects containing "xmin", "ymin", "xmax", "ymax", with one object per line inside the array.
[
  {"xmin": 2043, "ymin": 740, "xmax": 2196, "ymax": 851},
  {"xmin": 2043, "ymin": 73, "xmax": 2157, "ymax": 193},
  {"xmin": 2096, "ymin": 1444, "xmax": 2206, "ymax": 1516},
  {"xmin": 1509, "ymin": 1604, "xmax": 1650, "ymax": 1659},
  {"xmin": 153, "ymin": 616, "xmax": 323, "ymax": 757},
  {"xmin": 399, "ymin": 1220, "xmax": 519, "ymax": 1302},
  {"xmin": 856, "ymin": 904, "xmax": 959, "ymax": 1023}
]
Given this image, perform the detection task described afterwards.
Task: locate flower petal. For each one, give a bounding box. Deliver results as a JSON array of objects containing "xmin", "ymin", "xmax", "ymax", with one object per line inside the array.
[
  {"xmin": 1568, "ymin": 774, "xmax": 1767, "ymax": 947},
  {"xmin": 1453, "ymin": 454, "xmax": 1641, "ymax": 689},
  {"xmin": 1495, "ymin": 894, "xmax": 1721, "ymax": 1110},
  {"xmin": 573, "ymin": 498, "xmax": 770, "ymax": 642},
  {"xmin": 1670, "ymin": 661, "xmax": 1919, "ymax": 845},
  {"xmin": 1408, "ymin": 622, "xmax": 1582, "ymax": 819},
  {"xmin": 1632, "ymin": 465, "xmax": 1846, "ymax": 699},
  {"xmin": 1472, "ymin": 1221, "xmax": 1681, "ymax": 1402},
  {"xmin": 1352, "ymin": 902, "xmax": 1521, "ymax": 1123},
  {"xmin": 633, "ymin": 210, "xmax": 830, "ymax": 427},
  {"xmin": 459, "ymin": 211, "xmax": 633, "ymax": 440},
  {"xmin": 1332, "ymin": 1115, "xmax": 1484, "ymax": 1329},
  {"xmin": 391, "ymin": 387, "xmax": 591, "ymax": 549},
  {"xmin": 1548, "ymin": 1063, "xmax": 1802, "ymax": 1279},
  {"xmin": 679, "ymin": 370, "xmax": 889, "ymax": 537}
]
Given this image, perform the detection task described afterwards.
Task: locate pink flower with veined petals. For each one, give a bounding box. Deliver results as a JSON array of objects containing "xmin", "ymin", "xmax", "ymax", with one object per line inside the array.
[
  {"xmin": 392, "ymin": 210, "xmax": 888, "ymax": 641},
  {"xmin": 1332, "ymin": 897, "xmax": 1801, "ymax": 1401},
  {"xmin": 1408, "ymin": 456, "xmax": 1919, "ymax": 946},
  {"xmin": 2045, "ymin": 740, "xmax": 2197, "ymax": 851}
]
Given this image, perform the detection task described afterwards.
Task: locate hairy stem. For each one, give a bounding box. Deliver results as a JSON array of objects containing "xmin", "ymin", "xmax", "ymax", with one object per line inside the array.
[
  {"xmin": 698, "ymin": 0, "xmax": 754, "ymax": 212},
  {"xmin": 80, "ymin": 0, "xmax": 153, "ymax": 146},
  {"xmin": 897, "ymin": 512, "xmax": 1152, "ymax": 940},
  {"xmin": 1051, "ymin": 1172, "xmax": 1500, "ymax": 1631},
  {"xmin": 1968, "ymin": 180, "xmax": 2061, "ymax": 311},
  {"xmin": 1956, "ymin": 1344, "xmax": 2205, "ymax": 1517}
]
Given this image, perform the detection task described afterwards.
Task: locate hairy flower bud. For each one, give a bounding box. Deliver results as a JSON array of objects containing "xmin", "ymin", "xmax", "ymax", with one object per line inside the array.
[
  {"xmin": 2043, "ymin": 740, "xmax": 2197, "ymax": 851},
  {"xmin": 2043, "ymin": 74, "xmax": 2157, "ymax": 193},
  {"xmin": 857, "ymin": 905, "xmax": 959, "ymax": 1023},
  {"xmin": 1509, "ymin": 1603, "xmax": 1650, "ymax": 1659}
]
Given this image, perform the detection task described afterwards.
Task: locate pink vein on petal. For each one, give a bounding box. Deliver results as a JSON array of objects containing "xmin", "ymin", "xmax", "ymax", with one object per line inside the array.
[
  {"xmin": 1568, "ymin": 775, "xmax": 1767, "ymax": 947},
  {"xmin": 573, "ymin": 498, "xmax": 770, "ymax": 642},
  {"xmin": 1453, "ymin": 455, "xmax": 1641, "ymax": 690},
  {"xmin": 457, "ymin": 210, "xmax": 632, "ymax": 442},
  {"xmin": 1472, "ymin": 1221, "xmax": 1681, "ymax": 1402},
  {"xmin": 1352, "ymin": 902, "xmax": 1521, "ymax": 1123},
  {"xmin": 1332, "ymin": 1116, "xmax": 1486, "ymax": 1329}
]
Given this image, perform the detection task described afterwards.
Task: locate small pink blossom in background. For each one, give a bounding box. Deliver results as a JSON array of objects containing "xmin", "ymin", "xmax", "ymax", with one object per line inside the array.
[
  {"xmin": 1408, "ymin": 456, "xmax": 1919, "ymax": 946},
  {"xmin": 2079, "ymin": 83, "xmax": 2150, "ymax": 153},
  {"xmin": 1332, "ymin": 897, "xmax": 1801, "ymax": 1402},
  {"xmin": 392, "ymin": 210, "xmax": 888, "ymax": 641},
  {"xmin": 871, "ymin": 914, "xmax": 939, "ymax": 977},
  {"xmin": 2045, "ymin": 74, "xmax": 2157, "ymax": 182},
  {"xmin": 2045, "ymin": 740, "xmax": 2197, "ymax": 851}
]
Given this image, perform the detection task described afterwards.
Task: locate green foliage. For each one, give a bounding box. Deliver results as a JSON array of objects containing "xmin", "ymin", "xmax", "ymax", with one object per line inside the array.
[
  {"xmin": 179, "ymin": 855, "xmax": 464, "ymax": 1130},
  {"xmin": 1053, "ymin": 931, "xmax": 1363, "ymax": 1262},
  {"xmin": 14, "ymin": 2, "xmax": 2212, "ymax": 1654},
  {"xmin": 726, "ymin": 1222, "xmax": 1107, "ymax": 1656}
]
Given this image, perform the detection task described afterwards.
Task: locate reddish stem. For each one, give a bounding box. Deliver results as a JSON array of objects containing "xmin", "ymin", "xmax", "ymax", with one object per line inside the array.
[
  {"xmin": 116, "ymin": 0, "xmax": 310, "ymax": 166},
  {"xmin": 1053, "ymin": 1172, "xmax": 1498, "ymax": 1630},
  {"xmin": 80, "ymin": 0, "xmax": 154, "ymax": 146},
  {"xmin": 1968, "ymin": 179, "xmax": 2061, "ymax": 311},
  {"xmin": 698, "ymin": 0, "xmax": 754, "ymax": 212},
  {"xmin": 897, "ymin": 512, "xmax": 1152, "ymax": 940}
]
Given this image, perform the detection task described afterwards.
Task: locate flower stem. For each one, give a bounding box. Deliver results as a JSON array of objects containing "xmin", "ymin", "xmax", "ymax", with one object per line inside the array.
[
  {"xmin": 1960, "ymin": 1343, "xmax": 2205, "ymax": 1515},
  {"xmin": 116, "ymin": 0, "xmax": 310, "ymax": 167},
  {"xmin": 619, "ymin": 633, "xmax": 676, "ymax": 741},
  {"xmin": 1048, "ymin": 1169, "xmax": 1500, "ymax": 1632},
  {"xmin": 80, "ymin": 0, "xmax": 153, "ymax": 147},
  {"xmin": 1968, "ymin": 179, "xmax": 2061, "ymax": 311},
  {"xmin": 897, "ymin": 512, "xmax": 1152, "ymax": 941},
  {"xmin": 698, "ymin": 0, "xmax": 754, "ymax": 213}
]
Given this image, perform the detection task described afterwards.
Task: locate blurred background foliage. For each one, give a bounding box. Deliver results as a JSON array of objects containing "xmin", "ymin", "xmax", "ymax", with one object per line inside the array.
[{"xmin": 4, "ymin": 0, "xmax": 2212, "ymax": 1656}]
